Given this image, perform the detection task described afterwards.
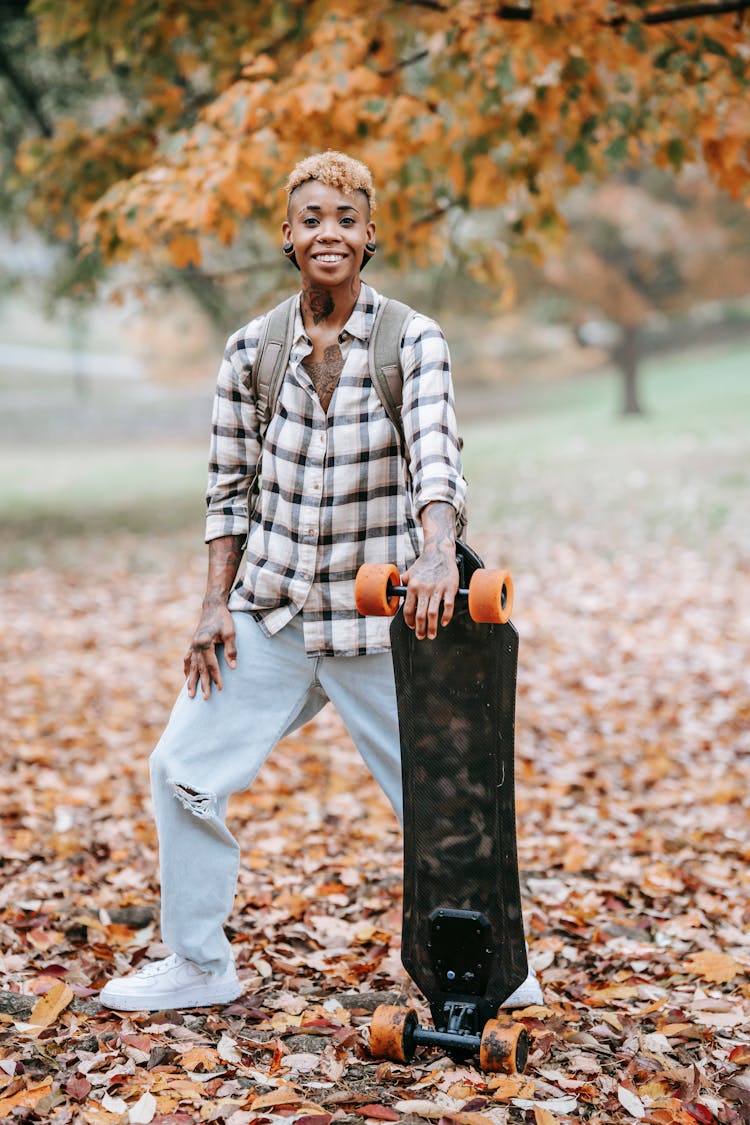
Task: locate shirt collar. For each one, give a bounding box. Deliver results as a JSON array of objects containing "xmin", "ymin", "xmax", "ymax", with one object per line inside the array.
[{"xmin": 293, "ymin": 283, "xmax": 380, "ymax": 345}]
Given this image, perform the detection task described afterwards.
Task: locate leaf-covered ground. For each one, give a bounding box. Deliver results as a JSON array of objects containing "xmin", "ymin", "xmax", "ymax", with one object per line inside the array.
[{"xmin": 1, "ymin": 514, "xmax": 748, "ymax": 1125}]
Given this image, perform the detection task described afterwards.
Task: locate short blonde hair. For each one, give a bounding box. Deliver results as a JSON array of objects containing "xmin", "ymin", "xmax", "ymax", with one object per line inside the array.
[{"xmin": 286, "ymin": 151, "xmax": 376, "ymax": 213}]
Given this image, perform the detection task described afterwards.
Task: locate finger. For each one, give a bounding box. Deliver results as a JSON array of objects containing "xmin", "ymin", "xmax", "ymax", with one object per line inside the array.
[
  {"xmin": 414, "ymin": 594, "xmax": 429, "ymax": 640},
  {"xmin": 222, "ymin": 625, "xmax": 238, "ymax": 669},
  {"xmin": 440, "ymin": 587, "xmax": 456, "ymax": 627},
  {"xmin": 202, "ymin": 646, "xmax": 223, "ymax": 694},
  {"xmin": 426, "ymin": 592, "xmax": 442, "ymax": 640},
  {"xmin": 198, "ymin": 657, "xmax": 214, "ymax": 700},
  {"xmin": 402, "ymin": 581, "xmax": 418, "ymax": 629}
]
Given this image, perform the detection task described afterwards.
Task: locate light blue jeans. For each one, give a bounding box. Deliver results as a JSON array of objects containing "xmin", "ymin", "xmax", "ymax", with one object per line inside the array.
[{"xmin": 150, "ymin": 612, "xmax": 402, "ymax": 973}]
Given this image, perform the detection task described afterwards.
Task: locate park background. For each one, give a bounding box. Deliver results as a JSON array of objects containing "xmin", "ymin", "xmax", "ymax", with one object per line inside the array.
[{"xmin": 0, "ymin": 4, "xmax": 749, "ymax": 1125}]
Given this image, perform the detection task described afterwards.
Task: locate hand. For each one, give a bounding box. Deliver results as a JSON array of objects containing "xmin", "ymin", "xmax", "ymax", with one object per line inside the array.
[
  {"xmin": 401, "ymin": 549, "xmax": 459, "ymax": 640},
  {"xmin": 184, "ymin": 602, "xmax": 237, "ymax": 699}
]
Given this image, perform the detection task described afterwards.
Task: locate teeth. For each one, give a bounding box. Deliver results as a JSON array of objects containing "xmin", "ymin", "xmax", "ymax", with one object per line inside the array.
[{"xmin": 316, "ymin": 255, "xmax": 344, "ymax": 262}]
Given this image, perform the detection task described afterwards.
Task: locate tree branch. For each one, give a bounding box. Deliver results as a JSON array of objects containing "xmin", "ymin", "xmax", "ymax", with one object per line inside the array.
[
  {"xmin": 490, "ymin": 0, "xmax": 750, "ymax": 23},
  {"xmin": 378, "ymin": 49, "xmax": 429, "ymax": 77},
  {"xmin": 0, "ymin": 37, "xmax": 53, "ymax": 137}
]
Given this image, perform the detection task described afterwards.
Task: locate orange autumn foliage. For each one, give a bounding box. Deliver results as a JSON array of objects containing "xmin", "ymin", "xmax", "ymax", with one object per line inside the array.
[{"xmin": 14, "ymin": 0, "xmax": 750, "ymax": 284}]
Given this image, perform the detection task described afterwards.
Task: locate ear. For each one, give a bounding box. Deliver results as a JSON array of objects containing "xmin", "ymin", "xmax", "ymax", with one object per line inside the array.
[
  {"xmin": 367, "ymin": 219, "xmax": 376, "ymax": 243},
  {"xmin": 281, "ymin": 219, "xmax": 292, "ymax": 243}
]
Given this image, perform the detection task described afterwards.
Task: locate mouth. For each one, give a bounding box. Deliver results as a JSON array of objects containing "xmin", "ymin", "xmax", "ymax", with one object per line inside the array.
[{"xmin": 313, "ymin": 253, "xmax": 347, "ymax": 264}]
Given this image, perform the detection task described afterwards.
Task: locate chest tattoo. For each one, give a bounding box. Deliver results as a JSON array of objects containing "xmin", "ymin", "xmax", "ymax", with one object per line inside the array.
[{"xmin": 303, "ymin": 343, "xmax": 344, "ymax": 412}]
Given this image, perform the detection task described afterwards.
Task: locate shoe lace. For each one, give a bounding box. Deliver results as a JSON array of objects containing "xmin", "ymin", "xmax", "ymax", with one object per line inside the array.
[{"xmin": 133, "ymin": 953, "xmax": 184, "ymax": 979}]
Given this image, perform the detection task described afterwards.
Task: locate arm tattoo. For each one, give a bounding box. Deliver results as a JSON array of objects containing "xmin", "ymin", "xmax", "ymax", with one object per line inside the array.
[
  {"xmin": 422, "ymin": 502, "xmax": 457, "ymax": 554},
  {"xmin": 203, "ymin": 534, "xmax": 244, "ymax": 607},
  {"xmin": 303, "ymin": 343, "xmax": 343, "ymax": 412}
]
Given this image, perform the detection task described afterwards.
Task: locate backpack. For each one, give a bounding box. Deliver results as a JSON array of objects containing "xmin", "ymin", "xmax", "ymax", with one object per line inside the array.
[
  {"xmin": 250, "ymin": 294, "xmax": 466, "ymax": 534},
  {"xmin": 251, "ymin": 294, "xmax": 414, "ymax": 445}
]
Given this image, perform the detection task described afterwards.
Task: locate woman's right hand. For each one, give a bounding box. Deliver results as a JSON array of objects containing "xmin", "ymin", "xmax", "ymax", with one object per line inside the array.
[{"xmin": 184, "ymin": 602, "xmax": 238, "ymax": 700}]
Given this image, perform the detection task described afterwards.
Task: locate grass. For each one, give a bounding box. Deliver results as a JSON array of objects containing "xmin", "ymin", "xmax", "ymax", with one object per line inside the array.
[
  {"xmin": 460, "ymin": 341, "xmax": 750, "ymax": 563},
  {"xmin": 1, "ymin": 340, "xmax": 748, "ymax": 569}
]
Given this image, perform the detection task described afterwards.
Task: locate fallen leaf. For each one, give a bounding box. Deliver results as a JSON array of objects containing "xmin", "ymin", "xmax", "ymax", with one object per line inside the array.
[
  {"xmin": 534, "ymin": 1109, "xmax": 560, "ymax": 1125},
  {"xmin": 617, "ymin": 1085, "xmax": 646, "ymax": 1119},
  {"xmin": 128, "ymin": 1091, "xmax": 157, "ymax": 1124},
  {"xmin": 28, "ymin": 980, "xmax": 74, "ymax": 1027},
  {"xmin": 683, "ymin": 950, "xmax": 743, "ymax": 983}
]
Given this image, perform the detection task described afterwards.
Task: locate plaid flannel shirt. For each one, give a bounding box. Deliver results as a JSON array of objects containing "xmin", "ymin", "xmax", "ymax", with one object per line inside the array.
[{"xmin": 205, "ymin": 283, "xmax": 466, "ymax": 657}]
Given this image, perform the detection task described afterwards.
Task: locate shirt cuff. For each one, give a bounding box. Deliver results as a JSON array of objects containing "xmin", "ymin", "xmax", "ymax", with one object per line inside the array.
[{"xmin": 205, "ymin": 513, "xmax": 249, "ymax": 544}]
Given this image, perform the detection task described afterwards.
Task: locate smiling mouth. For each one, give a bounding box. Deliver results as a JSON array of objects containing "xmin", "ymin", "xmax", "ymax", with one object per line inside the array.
[{"xmin": 313, "ymin": 253, "xmax": 346, "ymax": 264}]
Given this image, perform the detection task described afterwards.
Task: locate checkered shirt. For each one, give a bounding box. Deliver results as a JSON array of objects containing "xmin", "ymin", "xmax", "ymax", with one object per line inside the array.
[{"xmin": 205, "ymin": 283, "xmax": 466, "ymax": 657}]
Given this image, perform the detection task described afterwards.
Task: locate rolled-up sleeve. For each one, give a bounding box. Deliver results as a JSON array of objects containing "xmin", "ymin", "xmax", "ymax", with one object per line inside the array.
[
  {"xmin": 204, "ymin": 318, "xmax": 263, "ymax": 543},
  {"xmin": 400, "ymin": 313, "xmax": 467, "ymax": 522}
]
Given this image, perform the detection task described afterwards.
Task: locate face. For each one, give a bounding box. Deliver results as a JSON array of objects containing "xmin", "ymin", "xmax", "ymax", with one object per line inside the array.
[{"xmin": 282, "ymin": 181, "xmax": 375, "ymax": 287}]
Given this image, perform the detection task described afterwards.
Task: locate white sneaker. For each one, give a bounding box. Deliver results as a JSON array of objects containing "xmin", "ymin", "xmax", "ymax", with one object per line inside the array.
[
  {"xmin": 500, "ymin": 966, "xmax": 543, "ymax": 1009},
  {"xmin": 99, "ymin": 954, "xmax": 242, "ymax": 1012}
]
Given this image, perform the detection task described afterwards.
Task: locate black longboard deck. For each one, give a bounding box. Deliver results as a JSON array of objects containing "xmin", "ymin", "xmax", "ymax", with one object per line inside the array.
[{"xmin": 390, "ymin": 543, "xmax": 528, "ymax": 1028}]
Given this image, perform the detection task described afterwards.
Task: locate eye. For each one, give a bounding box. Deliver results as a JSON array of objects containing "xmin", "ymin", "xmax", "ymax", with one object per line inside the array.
[
  {"xmin": 340, "ymin": 216, "xmax": 355, "ymax": 225},
  {"xmin": 303, "ymin": 217, "xmax": 319, "ymax": 226}
]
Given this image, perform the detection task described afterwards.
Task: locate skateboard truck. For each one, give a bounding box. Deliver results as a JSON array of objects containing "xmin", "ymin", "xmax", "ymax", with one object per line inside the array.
[
  {"xmin": 370, "ymin": 1000, "xmax": 529, "ymax": 1073},
  {"xmin": 370, "ymin": 909, "xmax": 529, "ymax": 1072},
  {"xmin": 354, "ymin": 558, "xmax": 513, "ymax": 624}
]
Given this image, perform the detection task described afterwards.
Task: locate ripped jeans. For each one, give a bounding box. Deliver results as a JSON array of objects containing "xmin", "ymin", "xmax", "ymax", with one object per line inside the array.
[{"xmin": 149, "ymin": 612, "xmax": 402, "ymax": 973}]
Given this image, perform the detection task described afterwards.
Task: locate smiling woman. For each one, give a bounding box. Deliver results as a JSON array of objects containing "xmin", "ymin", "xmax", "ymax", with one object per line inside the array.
[{"xmin": 93, "ymin": 149, "xmax": 522, "ymax": 1018}]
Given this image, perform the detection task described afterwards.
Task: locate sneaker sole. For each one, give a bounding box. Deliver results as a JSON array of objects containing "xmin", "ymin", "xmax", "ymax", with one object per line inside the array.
[{"xmin": 99, "ymin": 980, "xmax": 242, "ymax": 1012}]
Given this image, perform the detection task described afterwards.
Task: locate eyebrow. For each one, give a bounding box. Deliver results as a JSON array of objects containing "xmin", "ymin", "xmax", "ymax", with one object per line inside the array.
[{"xmin": 297, "ymin": 203, "xmax": 360, "ymax": 215}]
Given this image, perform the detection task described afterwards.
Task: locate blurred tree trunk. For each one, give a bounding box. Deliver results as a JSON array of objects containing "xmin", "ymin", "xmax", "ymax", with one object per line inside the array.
[{"xmin": 613, "ymin": 326, "xmax": 643, "ymax": 416}]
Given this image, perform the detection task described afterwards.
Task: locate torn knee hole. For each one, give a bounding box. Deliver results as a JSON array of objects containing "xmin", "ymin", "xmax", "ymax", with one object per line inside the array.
[{"xmin": 170, "ymin": 780, "xmax": 217, "ymax": 819}]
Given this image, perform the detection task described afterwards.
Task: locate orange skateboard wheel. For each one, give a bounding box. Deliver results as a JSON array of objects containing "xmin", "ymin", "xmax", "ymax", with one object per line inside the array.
[
  {"xmin": 355, "ymin": 563, "xmax": 401, "ymax": 617},
  {"xmin": 467, "ymin": 569, "xmax": 514, "ymax": 624},
  {"xmin": 479, "ymin": 1019, "xmax": 528, "ymax": 1073},
  {"xmin": 370, "ymin": 1005, "xmax": 418, "ymax": 1063}
]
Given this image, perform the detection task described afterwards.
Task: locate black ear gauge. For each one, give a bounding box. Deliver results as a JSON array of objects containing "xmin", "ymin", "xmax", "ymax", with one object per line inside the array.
[
  {"xmin": 361, "ymin": 241, "xmax": 377, "ymax": 269},
  {"xmin": 282, "ymin": 242, "xmax": 300, "ymax": 269}
]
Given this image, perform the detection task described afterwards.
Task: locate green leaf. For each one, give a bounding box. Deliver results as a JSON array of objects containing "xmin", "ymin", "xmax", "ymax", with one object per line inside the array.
[
  {"xmin": 666, "ymin": 137, "xmax": 685, "ymax": 170},
  {"xmin": 518, "ymin": 111, "xmax": 537, "ymax": 137},
  {"xmin": 654, "ymin": 44, "xmax": 681, "ymax": 70},
  {"xmin": 562, "ymin": 55, "xmax": 589, "ymax": 82},
  {"xmin": 610, "ymin": 101, "xmax": 633, "ymax": 127},
  {"xmin": 625, "ymin": 24, "xmax": 646, "ymax": 52},
  {"xmin": 495, "ymin": 54, "xmax": 515, "ymax": 93},
  {"xmin": 565, "ymin": 139, "xmax": 591, "ymax": 173},
  {"xmin": 605, "ymin": 135, "xmax": 628, "ymax": 164},
  {"xmin": 729, "ymin": 55, "xmax": 747, "ymax": 81},
  {"xmin": 702, "ymin": 35, "xmax": 729, "ymax": 59}
]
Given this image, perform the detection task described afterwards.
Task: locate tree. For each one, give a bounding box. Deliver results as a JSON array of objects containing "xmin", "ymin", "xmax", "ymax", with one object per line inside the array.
[
  {"xmin": 539, "ymin": 168, "xmax": 750, "ymax": 413},
  {"xmin": 4, "ymin": 1, "xmax": 750, "ymax": 306}
]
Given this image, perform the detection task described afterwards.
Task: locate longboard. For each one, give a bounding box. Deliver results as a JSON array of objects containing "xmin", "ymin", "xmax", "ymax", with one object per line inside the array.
[{"xmin": 355, "ymin": 542, "xmax": 529, "ymax": 1072}]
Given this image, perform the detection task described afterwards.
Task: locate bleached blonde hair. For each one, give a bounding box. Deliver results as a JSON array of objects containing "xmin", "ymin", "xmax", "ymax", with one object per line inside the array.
[{"xmin": 286, "ymin": 151, "xmax": 377, "ymax": 213}]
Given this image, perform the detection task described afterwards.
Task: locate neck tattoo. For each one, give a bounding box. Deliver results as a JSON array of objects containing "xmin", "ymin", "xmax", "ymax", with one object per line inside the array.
[{"xmin": 305, "ymin": 283, "xmax": 335, "ymax": 325}]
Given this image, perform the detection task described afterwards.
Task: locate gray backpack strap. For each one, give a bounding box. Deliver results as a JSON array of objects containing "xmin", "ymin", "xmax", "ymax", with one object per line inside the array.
[
  {"xmin": 252, "ymin": 294, "xmax": 298, "ymax": 432},
  {"xmin": 368, "ymin": 296, "xmax": 415, "ymax": 441}
]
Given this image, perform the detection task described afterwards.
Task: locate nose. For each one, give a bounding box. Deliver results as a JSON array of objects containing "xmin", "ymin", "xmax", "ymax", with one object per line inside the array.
[{"xmin": 316, "ymin": 218, "xmax": 341, "ymax": 242}]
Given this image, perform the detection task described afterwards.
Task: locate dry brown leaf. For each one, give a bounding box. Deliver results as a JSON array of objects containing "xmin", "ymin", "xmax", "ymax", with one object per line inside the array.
[
  {"xmin": 179, "ymin": 1046, "xmax": 220, "ymax": 1071},
  {"xmin": 489, "ymin": 1075, "xmax": 536, "ymax": 1100},
  {"xmin": 683, "ymin": 950, "xmax": 743, "ymax": 983},
  {"xmin": 251, "ymin": 1088, "xmax": 305, "ymax": 1111},
  {"xmin": 28, "ymin": 980, "xmax": 74, "ymax": 1027},
  {"xmin": 0, "ymin": 1079, "xmax": 54, "ymax": 1115},
  {"xmin": 534, "ymin": 1108, "xmax": 560, "ymax": 1125}
]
